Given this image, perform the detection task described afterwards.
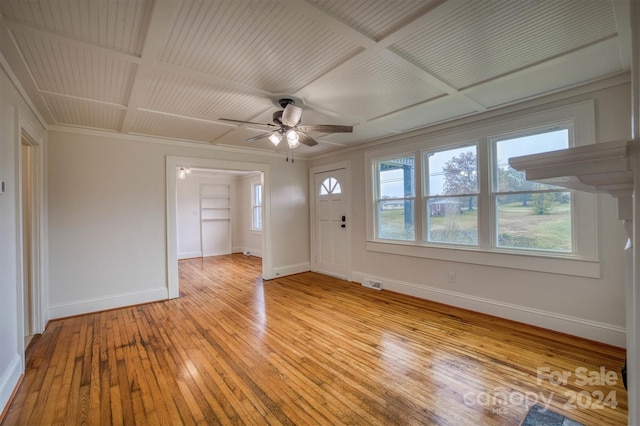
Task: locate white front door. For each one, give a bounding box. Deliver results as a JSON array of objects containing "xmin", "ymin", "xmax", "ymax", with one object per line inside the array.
[{"xmin": 314, "ymin": 169, "xmax": 347, "ymax": 279}]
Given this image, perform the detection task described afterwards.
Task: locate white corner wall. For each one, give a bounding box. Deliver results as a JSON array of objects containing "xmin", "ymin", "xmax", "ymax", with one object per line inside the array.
[
  {"xmin": 47, "ymin": 131, "xmax": 309, "ymax": 319},
  {"xmin": 311, "ymin": 81, "xmax": 631, "ymax": 347}
]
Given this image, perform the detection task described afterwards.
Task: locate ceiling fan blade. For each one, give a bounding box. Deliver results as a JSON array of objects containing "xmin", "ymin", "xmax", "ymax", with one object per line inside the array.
[
  {"xmin": 218, "ymin": 118, "xmax": 278, "ymax": 129},
  {"xmin": 296, "ymin": 124, "xmax": 353, "ymax": 133},
  {"xmin": 246, "ymin": 132, "xmax": 274, "ymax": 142},
  {"xmin": 281, "ymin": 104, "xmax": 303, "ymax": 127},
  {"xmin": 297, "ymin": 131, "xmax": 318, "ymax": 147}
]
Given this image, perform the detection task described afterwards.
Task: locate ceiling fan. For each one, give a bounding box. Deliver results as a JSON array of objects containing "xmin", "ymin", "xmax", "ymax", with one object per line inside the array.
[{"xmin": 219, "ymin": 98, "xmax": 353, "ymax": 148}]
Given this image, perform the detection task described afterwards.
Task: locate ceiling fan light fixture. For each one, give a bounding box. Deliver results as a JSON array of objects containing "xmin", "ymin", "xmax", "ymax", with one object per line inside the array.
[
  {"xmin": 286, "ymin": 129, "xmax": 300, "ymax": 148},
  {"xmin": 269, "ymin": 131, "xmax": 282, "ymax": 146}
]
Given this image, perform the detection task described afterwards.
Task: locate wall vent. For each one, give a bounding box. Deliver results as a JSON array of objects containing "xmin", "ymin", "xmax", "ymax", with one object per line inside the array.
[{"xmin": 362, "ymin": 278, "xmax": 383, "ymax": 291}]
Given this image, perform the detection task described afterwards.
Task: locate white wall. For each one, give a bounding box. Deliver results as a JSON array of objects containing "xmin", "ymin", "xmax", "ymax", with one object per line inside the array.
[
  {"xmin": 311, "ymin": 80, "xmax": 631, "ymax": 346},
  {"xmin": 46, "ymin": 131, "xmax": 309, "ymax": 318},
  {"xmin": 177, "ymin": 173, "xmax": 243, "ymax": 259},
  {"xmin": 0, "ymin": 61, "xmax": 46, "ymax": 412}
]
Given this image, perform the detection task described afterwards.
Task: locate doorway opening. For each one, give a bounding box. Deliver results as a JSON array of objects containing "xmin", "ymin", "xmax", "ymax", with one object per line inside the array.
[
  {"xmin": 166, "ymin": 156, "xmax": 273, "ymax": 299},
  {"xmin": 175, "ymin": 168, "xmax": 264, "ymax": 262},
  {"xmin": 19, "ymin": 131, "xmax": 43, "ymax": 358}
]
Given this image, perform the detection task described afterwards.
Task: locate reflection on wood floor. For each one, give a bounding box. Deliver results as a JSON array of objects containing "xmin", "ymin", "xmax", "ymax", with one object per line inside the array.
[{"xmin": 1, "ymin": 254, "xmax": 627, "ymax": 425}]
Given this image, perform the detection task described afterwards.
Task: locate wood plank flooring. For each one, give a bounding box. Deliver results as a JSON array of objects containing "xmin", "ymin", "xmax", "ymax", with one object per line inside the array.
[{"xmin": 1, "ymin": 254, "xmax": 627, "ymax": 425}]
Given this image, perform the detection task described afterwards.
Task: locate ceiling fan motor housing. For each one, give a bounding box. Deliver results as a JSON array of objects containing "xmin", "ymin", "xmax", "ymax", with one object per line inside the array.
[{"xmin": 273, "ymin": 110, "xmax": 283, "ymax": 125}]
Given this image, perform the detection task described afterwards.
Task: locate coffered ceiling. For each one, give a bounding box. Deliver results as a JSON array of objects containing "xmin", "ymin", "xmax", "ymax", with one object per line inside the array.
[{"xmin": 0, "ymin": 0, "xmax": 632, "ymax": 155}]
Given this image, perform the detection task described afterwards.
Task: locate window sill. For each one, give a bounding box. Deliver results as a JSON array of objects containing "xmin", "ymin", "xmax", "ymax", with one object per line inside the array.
[
  {"xmin": 366, "ymin": 240, "xmax": 599, "ymax": 278},
  {"xmin": 250, "ymin": 229, "xmax": 262, "ymax": 234}
]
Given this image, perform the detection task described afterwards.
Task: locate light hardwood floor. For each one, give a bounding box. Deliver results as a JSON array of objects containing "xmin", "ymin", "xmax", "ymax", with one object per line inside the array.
[{"xmin": 1, "ymin": 254, "xmax": 627, "ymax": 425}]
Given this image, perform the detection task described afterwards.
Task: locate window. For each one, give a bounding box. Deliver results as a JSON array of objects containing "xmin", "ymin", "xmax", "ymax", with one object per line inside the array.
[
  {"xmin": 375, "ymin": 156, "xmax": 415, "ymax": 241},
  {"xmin": 251, "ymin": 182, "xmax": 262, "ymax": 231},
  {"xmin": 493, "ymin": 128, "xmax": 571, "ymax": 252},
  {"xmin": 425, "ymin": 145, "xmax": 478, "ymax": 245},
  {"xmin": 319, "ymin": 177, "xmax": 341, "ymax": 195},
  {"xmin": 364, "ymin": 101, "xmax": 599, "ymax": 277}
]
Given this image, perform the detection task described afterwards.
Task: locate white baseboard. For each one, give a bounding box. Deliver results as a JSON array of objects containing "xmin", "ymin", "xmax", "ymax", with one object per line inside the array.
[
  {"xmin": 48, "ymin": 287, "xmax": 168, "ymax": 319},
  {"xmin": 270, "ymin": 262, "xmax": 310, "ymax": 279},
  {"xmin": 178, "ymin": 251, "xmax": 201, "ymax": 260},
  {"xmin": 0, "ymin": 354, "xmax": 22, "ymax": 415},
  {"xmin": 352, "ymin": 272, "xmax": 626, "ymax": 347}
]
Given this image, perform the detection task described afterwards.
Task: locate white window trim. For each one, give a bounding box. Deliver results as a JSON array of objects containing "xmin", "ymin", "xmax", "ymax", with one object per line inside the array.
[
  {"xmin": 374, "ymin": 153, "xmax": 417, "ymax": 241},
  {"xmin": 365, "ymin": 100, "xmax": 599, "ymax": 278}
]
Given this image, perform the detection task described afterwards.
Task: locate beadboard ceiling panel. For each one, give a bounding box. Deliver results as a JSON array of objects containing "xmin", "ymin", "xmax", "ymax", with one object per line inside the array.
[
  {"xmin": 0, "ymin": 0, "xmax": 631, "ymax": 156},
  {"xmin": 298, "ymin": 54, "xmax": 445, "ymax": 121},
  {"xmin": 305, "ymin": 0, "xmax": 439, "ymax": 41},
  {"xmin": 465, "ymin": 41, "xmax": 625, "ymax": 109},
  {"xmin": 132, "ymin": 110, "xmax": 229, "ymax": 143},
  {"xmin": 160, "ymin": 0, "xmax": 362, "ymax": 94},
  {"xmin": 142, "ymin": 69, "xmax": 274, "ymax": 121},
  {"xmin": 0, "ymin": 0, "xmax": 152, "ymax": 55},
  {"xmin": 10, "ymin": 28, "xmax": 136, "ymax": 105},
  {"xmin": 375, "ymin": 96, "xmax": 478, "ymax": 132},
  {"xmin": 44, "ymin": 95, "xmax": 125, "ymax": 131},
  {"xmin": 391, "ymin": 0, "xmax": 618, "ymax": 90}
]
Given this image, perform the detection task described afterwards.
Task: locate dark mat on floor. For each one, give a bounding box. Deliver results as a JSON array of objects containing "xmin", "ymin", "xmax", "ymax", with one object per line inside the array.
[{"xmin": 521, "ymin": 404, "xmax": 584, "ymax": 426}]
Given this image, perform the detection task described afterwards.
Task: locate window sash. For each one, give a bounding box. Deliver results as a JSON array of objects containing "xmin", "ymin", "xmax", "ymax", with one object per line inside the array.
[{"xmin": 251, "ymin": 183, "xmax": 262, "ymax": 231}]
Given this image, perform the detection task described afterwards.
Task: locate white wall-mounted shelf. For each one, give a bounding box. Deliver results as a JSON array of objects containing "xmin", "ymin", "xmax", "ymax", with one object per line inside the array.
[{"xmin": 509, "ymin": 139, "xmax": 633, "ymax": 221}]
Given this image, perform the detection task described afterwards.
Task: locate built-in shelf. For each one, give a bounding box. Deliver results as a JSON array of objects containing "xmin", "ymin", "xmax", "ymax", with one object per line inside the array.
[{"xmin": 509, "ymin": 139, "xmax": 634, "ymax": 221}]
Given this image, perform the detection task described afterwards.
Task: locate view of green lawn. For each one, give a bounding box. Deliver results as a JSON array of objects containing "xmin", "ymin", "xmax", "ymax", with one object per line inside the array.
[{"xmin": 379, "ymin": 201, "xmax": 571, "ymax": 251}]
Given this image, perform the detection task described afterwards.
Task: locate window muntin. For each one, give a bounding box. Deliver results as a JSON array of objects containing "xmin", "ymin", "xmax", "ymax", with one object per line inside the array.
[
  {"xmin": 319, "ymin": 177, "xmax": 341, "ymax": 195},
  {"xmin": 251, "ymin": 182, "xmax": 262, "ymax": 231},
  {"xmin": 375, "ymin": 156, "xmax": 415, "ymax": 241},
  {"xmin": 492, "ymin": 128, "xmax": 572, "ymax": 252},
  {"xmin": 425, "ymin": 145, "xmax": 478, "ymax": 246}
]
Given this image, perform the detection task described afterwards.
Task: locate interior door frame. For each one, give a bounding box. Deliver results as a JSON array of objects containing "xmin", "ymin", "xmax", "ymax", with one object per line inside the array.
[
  {"xmin": 166, "ymin": 156, "xmax": 272, "ymax": 298},
  {"xmin": 15, "ymin": 108, "xmax": 47, "ymax": 366},
  {"xmin": 309, "ymin": 160, "xmax": 352, "ymax": 281}
]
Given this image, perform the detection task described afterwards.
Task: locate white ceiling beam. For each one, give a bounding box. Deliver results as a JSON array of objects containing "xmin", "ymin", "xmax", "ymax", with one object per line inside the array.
[
  {"xmin": 288, "ymin": 0, "xmax": 486, "ymax": 117},
  {"xmin": 120, "ymin": 1, "xmax": 182, "ymax": 134},
  {"xmin": 368, "ymin": 36, "xmax": 623, "ymax": 126},
  {"xmin": 460, "ymin": 35, "xmax": 621, "ymax": 93},
  {"xmin": 282, "ymin": 0, "xmax": 377, "ymax": 49},
  {"xmin": 39, "ymin": 90, "xmax": 127, "ymax": 109}
]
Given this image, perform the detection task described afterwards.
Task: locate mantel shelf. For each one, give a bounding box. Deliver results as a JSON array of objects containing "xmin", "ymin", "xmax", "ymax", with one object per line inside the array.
[{"xmin": 509, "ymin": 139, "xmax": 635, "ymax": 221}]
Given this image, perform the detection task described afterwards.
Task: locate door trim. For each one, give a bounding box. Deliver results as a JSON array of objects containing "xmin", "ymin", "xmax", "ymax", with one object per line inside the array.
[
  {"xmin": 166, "ymin": 156, "xmax": 272, "ymax": 298},
  {"xmin": 15, "ymin": 108, "xmax": 47, "ymax": 370},
  {"xmin": 310, "ymin": 161, "xmax": 351, "ymax": 281}
]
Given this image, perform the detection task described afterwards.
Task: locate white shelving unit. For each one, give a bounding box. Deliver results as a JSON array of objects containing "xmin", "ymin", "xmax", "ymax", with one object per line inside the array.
[{"xmin": 200, "ymin": 184, "xmax": 231, "ymax": 256}]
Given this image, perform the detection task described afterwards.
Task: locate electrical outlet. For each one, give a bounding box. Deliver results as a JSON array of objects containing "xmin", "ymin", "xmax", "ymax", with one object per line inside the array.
[{"xmin": 448, "ymin": 272, "xmax": 456, "ymax": 283}]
